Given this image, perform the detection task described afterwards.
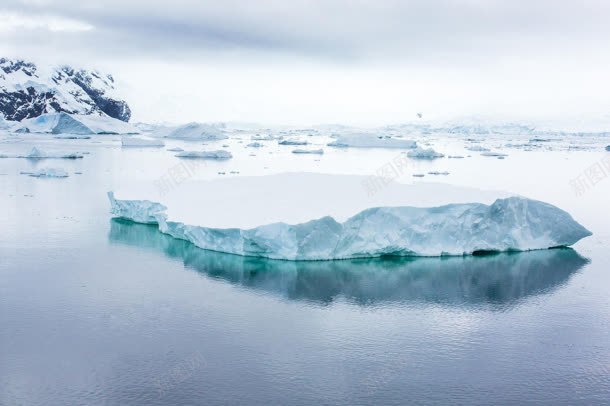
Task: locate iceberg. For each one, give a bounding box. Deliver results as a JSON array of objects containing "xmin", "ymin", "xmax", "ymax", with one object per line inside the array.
[
  {"xmin": 20, "ymin": 167, "xmax": 69, "ymax": 178},
  {"xmin": 108, "ymin": 192, "xmax": 591, "ymax": 261},
  {"xmin": 605, "ymin": 145, "xmax": 610, "ymax": 151},
  {"xmin": 164, "ymin": 122, "xmax": 228, "ymax": 141},
  {"xmin": 328, "ymin": 133, "xmax": 417, "ymax": 149},
  {"xmin": 121, "ymin": 136, "xmax": 165, "ymax": 148},
  {"xmin": 292, "ymin": 148, "xmax": 324, "ymax": 154},
  {"xmin": 21, "ymin": 112, "xmax": 138, "ymax": 135},
  {"xmin": 407, "ymin": 147, "xmax": 444, "ymax": 159},
  {"xmin": 175, "ymin": 150, "xmax": 233, "ymax": 160}
]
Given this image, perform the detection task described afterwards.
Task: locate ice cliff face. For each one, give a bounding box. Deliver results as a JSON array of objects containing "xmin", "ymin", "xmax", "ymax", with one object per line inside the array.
[
  {"xmin": 0, "ymin": 58, "xmax": 131, "ymax": 122},
  {"xmin": 108, "ymin": 192, "xmax": 591, "ymax": 260}
]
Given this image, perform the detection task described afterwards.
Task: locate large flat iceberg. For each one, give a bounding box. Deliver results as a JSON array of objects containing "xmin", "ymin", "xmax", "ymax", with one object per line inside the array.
[{"xmin": 108, "ymin": 191, "xmax": 591, "ymax": 261}]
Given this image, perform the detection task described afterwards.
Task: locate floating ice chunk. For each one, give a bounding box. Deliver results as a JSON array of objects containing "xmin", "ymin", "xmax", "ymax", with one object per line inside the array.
[
  {"xmin": 121, "ymin": 136, "xmax": 165, "ymax": 148},
  {"xmin": 448, "ymin": 155, "xmax": 465, "ymax": 159},
  {"xmin": 606, "ymin": 145, "xmax": 610, "ymax": 151},
  {"xmin": 108, "ymin": 194, "xmax": 591, "ymax": 260},
  {"xmin": 0, "ymin": 147, "xmax": 84, "ymax": 159},
  {"xmin": 292, "ymin": 148, "xmax": 324, "ymax": 154},
  {"xmin": 428, "ymin": 171, "xmax": 449, "ymax": 175},
  {"xmin": 247, "ymin": 142, "xmax": 264, "ymax": 148},
  {"xmin": 278, "ymin": 138, "xmax": 308, "ymax": 146},
  {"xmin": 164, "ymin": 122, "xmax": 228, "ymax": 140},
  {"xmin": 328, "ymin": 133, "xmax": 417, "ymax": 149},
  {"xmin": 481, "ymin": 151, "xmax": 508, "ymax": 157},
  {"xmin": 166, "ymin": 147, "xmax": 184, "ymax": 152},
  {"xmin": 175, "ymin": 150, "xmax": 233, "ymax": 160},
  {"xmin": 407, "ymin": 147, "xmax": 444, "ymax": 159},
  {"xmin": 108, "ymin": 192, "xmax": 167, "ymax": 224},
  {"xmin": 413, "ymin": 174, "xmax": 425, "ymax": 177},
  {"xmin": 20, "ymin": 167, "xmax": 69, "ymax": 178}
]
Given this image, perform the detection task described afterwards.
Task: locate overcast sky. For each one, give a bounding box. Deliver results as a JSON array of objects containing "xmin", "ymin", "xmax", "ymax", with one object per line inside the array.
[{"xmin": 1, "ymin": 0, "xmax": 610, "ymax": 125}]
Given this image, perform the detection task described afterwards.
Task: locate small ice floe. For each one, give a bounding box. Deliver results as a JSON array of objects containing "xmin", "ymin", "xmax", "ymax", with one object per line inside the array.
[
  {"xmin": 328, "ymin": 133, "xmax": 417, "ymax": 149},
  {"xmin": 278, "ymin": 138, "xmax": 308, "ymax": 146},
  {"xmin": 465, "ymin": 145, "xmax": 490, "ymax": 152},
  {"xmin": 222, "ymin": 144, "xmax": 230, "ymax": 148},
  {"xmin": 20, "ymin": 167, "xmax": 69, "ymax": 178},
  {"xmin": 605, "ymin": 145, "xmax": 610, "ymax": 151},
  {"xmin": 407, "ymin": 147, "xmax": 444, "ymax": 159},
  {"xmin": 428, "ymin": 171, "xmax": 450, "ymax": 175},
  {"xmin": 413, "ymin": 173, "xmax": 425, "ymax": 177},
  {"xmin": 481, "ymin": 151, "xmax": 508, "ymax": 157},
  {"xmin": 448, "ymin": 155, "xmax": 465, "ymax": 159},
  {"xmin": 0, "ymin": 147, "xmax": 84, "ymax": 159},
  {"xmin": 247, "ymin": 142, "xmax": 264, "ymax": 148},
  {"xmin": 175, "ymin": 150, "xmax": 233, "ymax": 160},
  {"xmin": 292, "ymin": 148, "xmax": 324, "ymax": 154},
  {"xmin": 121, "ymin": 136, "xmax": 165, "ymax": 148},
  {"xmin": 166, "ymin": 147, "xmax": 184, "ymax": 152}
]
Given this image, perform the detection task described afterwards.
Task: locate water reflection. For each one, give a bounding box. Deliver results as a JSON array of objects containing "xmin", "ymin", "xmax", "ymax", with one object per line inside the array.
[{"xmin": 109, "ymin": 219, "xmax": 589, "ymax": 308}]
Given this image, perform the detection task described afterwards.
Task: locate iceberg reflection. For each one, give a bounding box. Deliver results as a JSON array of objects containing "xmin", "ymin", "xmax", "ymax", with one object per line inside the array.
[{"xmin": 109, "ymin": 219, "xmax": 589, "ymax": 307}]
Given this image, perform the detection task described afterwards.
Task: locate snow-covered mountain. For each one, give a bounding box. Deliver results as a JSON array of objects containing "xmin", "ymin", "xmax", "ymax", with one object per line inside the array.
[{"xmin": 0, "ymin": 58, "xmax": 131, "ymax": 122}]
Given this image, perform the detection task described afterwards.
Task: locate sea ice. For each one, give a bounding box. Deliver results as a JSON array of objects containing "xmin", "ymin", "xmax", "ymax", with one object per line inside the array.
[
  {"xmin": 121, "ymin": 136, "xmax": 165, "ymax": 148},
  {"xmin": 606, "ymin": 145, "xmax": 610, "ymax": 151},
  {"xmin": 328, "ymin": 133, "xmax": 417, "ymax": 149},
  {"xmin": 20, "ymin": 167, "xmax": 69, "ymax": 178},
  {"xmin": 407, "ymin": 147, "xmax": 444, "ymax": 159},
  {"xmin": 247, "ymin": 142, "xmax": 264, "ymax": 148},
  {"xmin": 108, "ymin": 192, "xmax": 591, "ymax": 260},
  {"xmin": 175, "ymin": 150, "xmax": 233, "ymax": 159}
]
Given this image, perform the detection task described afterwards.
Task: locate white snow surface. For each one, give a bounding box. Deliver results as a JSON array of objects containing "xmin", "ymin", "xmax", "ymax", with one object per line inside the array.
[
  {"xmin": 21, "ymin": 113, "xmax": 137, "ymax": 135},
  {"xmin": 107, "ymin": 172, "xmax": 590, "ymax": 260},
  {"xmin": 328, "ymin": 133, "xmax": 417, "ymax": 149}
]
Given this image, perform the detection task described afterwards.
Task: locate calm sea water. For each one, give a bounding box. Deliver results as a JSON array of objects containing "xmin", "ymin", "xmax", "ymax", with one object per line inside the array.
[{"xmin": 1, "ymin": 135, "xmax": 609, "ymax": 405}]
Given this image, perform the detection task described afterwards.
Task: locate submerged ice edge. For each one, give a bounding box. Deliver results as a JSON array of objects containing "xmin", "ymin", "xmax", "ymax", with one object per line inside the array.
[{"xmin": 107, "ymin": 192, "xmax": 592, "ymax": 261}]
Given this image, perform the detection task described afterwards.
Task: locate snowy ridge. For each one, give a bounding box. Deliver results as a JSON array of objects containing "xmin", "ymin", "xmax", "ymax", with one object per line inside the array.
[
  {"xmin": 108, "ymin": 192, "xmax": 591, "ymax": 261},
  {"xmin": 0, "ymin": 58, "xmax": 131, "ymax": 122}
]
